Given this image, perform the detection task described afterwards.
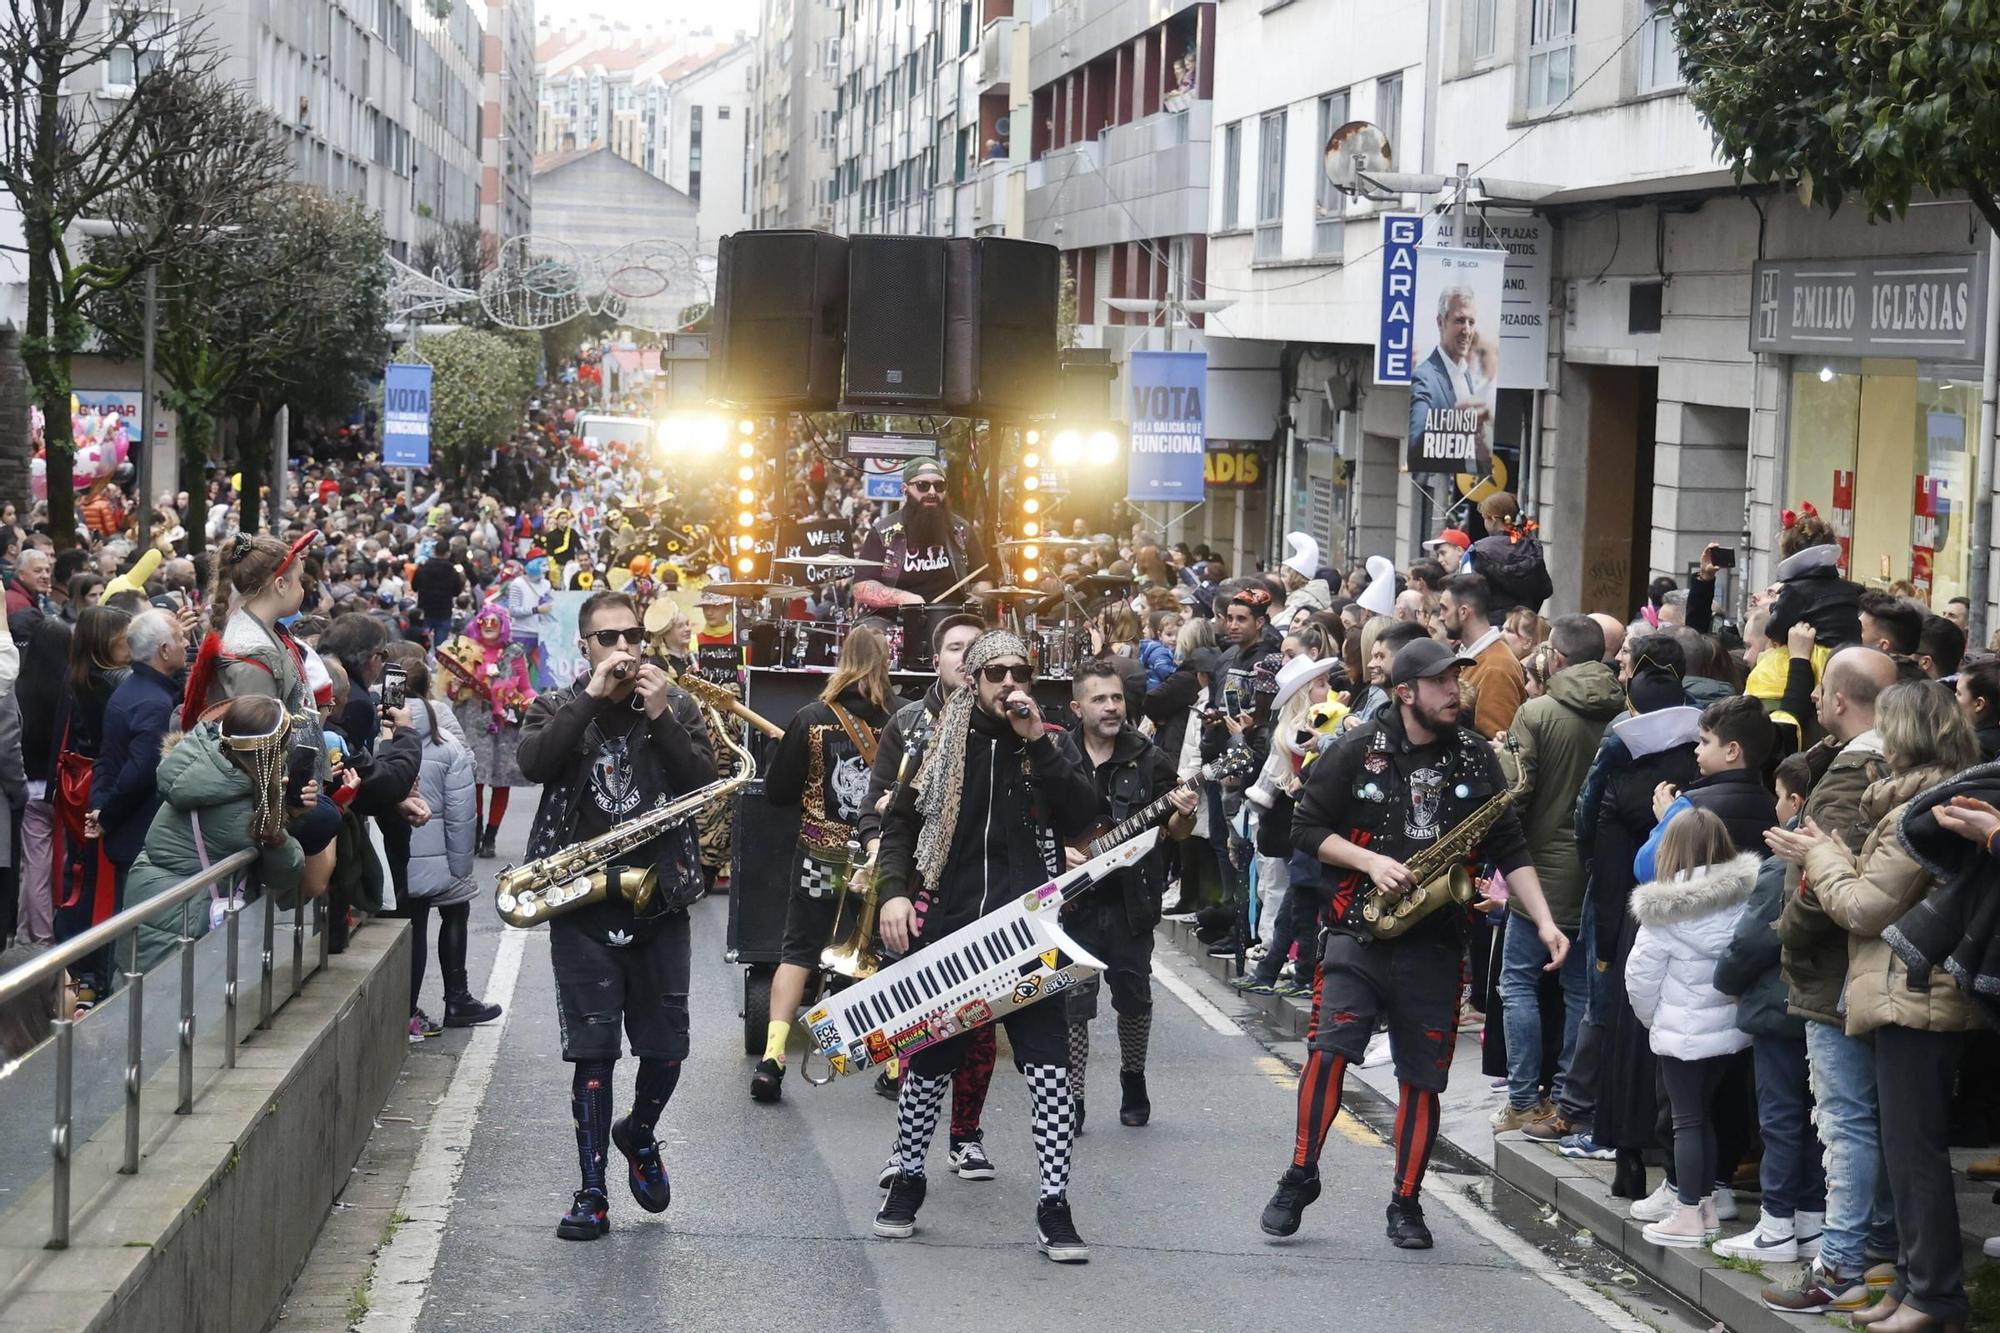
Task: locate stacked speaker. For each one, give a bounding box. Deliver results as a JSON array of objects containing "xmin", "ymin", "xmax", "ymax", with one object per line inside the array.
[{"xmin": 711, "ymin": 230, "xmax": 1060, "ymax": 419}]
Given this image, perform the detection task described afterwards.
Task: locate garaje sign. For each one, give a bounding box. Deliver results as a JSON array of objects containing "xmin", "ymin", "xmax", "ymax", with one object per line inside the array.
[
  {"xmin": 1379, "ymin": 212, "xmax": 1548, "ymax": 389},
  {"xmin": 1750, "ymin": 254, "xmax": 1988, "ymax": 361}
]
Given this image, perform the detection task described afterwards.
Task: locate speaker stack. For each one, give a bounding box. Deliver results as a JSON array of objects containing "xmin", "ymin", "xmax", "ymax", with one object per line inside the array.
[{"xmin": 710, "ymin": 229, "xmax": 1061, "ymax": 419}]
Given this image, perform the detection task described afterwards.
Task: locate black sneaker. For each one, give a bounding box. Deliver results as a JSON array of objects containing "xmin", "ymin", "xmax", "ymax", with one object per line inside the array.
[
  {"xmin": 556, "ymin": 1188, "xmax": 610, "ymax": 1240},
  {"xmin": 873, "ymin": 1171, "xmax": 926, "ymax": 1238},
  {"xmin": 444, "ymin": 993, "xmax": 502, "ymax": 1027},
  {"xmin": 1074, "ymin": 1097, "xmax": 1086, "ymax": 1136},
  {"xmin": 750, "ymin": 1057, "xmax": 784, "ymax": 1103},
  {"xmin": 1386, "ymin": 1196, "xmax": 1432, "ymax": 1249},
  {"xmin": 610, "ymin": 1117, "xmax": 670, "ymax": 1213},
  {"xmin": 873, "ymin": 1069, "xmax": 901, "ymax": 1100},
  {"xmin": 1036, "ymin": 1194, "xmax": 1091, "ymax": 1263},
  {"xmin": 949, "ymin": 1137, "xmax": 996, "ymax": 1180},
  {"xmin": 1260, "ymin": 1165, "xmax": 1322, "ymax": 1237},
  {"xmin": 1119, "ymin": 1071, "xmax": 1150, "ymax": 1127}
]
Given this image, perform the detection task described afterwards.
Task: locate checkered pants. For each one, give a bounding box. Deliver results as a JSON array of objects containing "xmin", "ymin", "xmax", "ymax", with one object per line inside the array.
[
  {"xmin": 1023, "ymin": 1063, "xmax": 1076, "ymax": 1199},
  {"xmin": 1067, "ymin": 1019, "xmax": 1091, "ymax": 1103},
  {"xmin": 1117, "ymin": 1010, "xmax": 1152, "ymax": 1074},
  {"xmin": 891, "ymin": 1070, "xmax": 951, "ymax": 1178}
]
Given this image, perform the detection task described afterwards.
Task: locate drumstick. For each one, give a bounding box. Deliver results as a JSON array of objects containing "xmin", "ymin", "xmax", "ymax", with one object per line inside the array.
[{"xmin": 934, "ymin": 564, "xmax": 990, "ymax": 603}]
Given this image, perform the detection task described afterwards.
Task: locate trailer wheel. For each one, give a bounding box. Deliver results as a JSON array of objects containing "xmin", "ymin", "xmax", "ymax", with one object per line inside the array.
[{"xmin": 743, "ymin": 966, "xmax": 774, "ymax": 1055}]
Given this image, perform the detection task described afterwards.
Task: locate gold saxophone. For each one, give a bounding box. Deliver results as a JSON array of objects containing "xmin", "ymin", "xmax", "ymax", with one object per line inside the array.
[
  {"xmin": 494, "ymin": 698, "xmax": 756, "ymax": 928},
  {"xmin": 1361, "ymin": 736, "xmax": 1526, "ymax": 939},
  {"xmin": 818, "ymin": 841, "xmax": 879, "ymax": 981}
]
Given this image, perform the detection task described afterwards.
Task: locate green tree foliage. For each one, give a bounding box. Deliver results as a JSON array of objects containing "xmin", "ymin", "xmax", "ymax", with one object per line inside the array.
[
  {"xmin": 408, "ymin": 328, "xmax": 538, "ymax": 494},
  {"xmin": 1675, "ymin": 1, "xmax": 2000, "ymax": 232}
]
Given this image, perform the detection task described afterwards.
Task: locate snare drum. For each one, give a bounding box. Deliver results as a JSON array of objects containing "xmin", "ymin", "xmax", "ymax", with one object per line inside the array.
[
  {"xmin": 1032, "ymin": 624, "xmax": 1083, "ymax": 679},
  {"xmin": 896, "ymin": 603, "xmax": 960, "ymax": 674}
]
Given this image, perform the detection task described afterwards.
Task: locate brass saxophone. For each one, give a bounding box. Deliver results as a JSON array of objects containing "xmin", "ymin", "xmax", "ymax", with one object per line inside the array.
[
  {"xmin": 1361, "ymin": 736, "xmax": 1526, "ymax": 939},
  {"xmin": 494, "ymin": 703, "xmax": 756, "ymax": 928}
]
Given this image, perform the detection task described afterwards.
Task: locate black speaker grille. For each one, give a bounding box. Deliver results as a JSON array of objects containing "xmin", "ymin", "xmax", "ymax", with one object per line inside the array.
[
  {"xmin": 845, "ymin": 235, "xmax": 949, "ymax": 404},
  {"xmin": 714, "ymin": 230, "xmax": 845, "ymax": 409}
]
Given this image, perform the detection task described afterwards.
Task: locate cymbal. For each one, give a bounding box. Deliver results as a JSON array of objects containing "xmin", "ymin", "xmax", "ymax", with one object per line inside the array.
[
  {"xmin": 703, "ymin": 581, "xmax": 812, "ymax": 598},
  {"xmin": 772, "ymin": 554, "xmax": 885, "ymax": 569},
  {"xmin": 997, "ymin": 536, "xmax": 1092, "ymax": 549},
  {"xmin": 1074, "ymin": 572, "xmax": 1134, "ymax": 591},
  {"xmin": 971, "ymin": 585, "xmax": 1056, "ymax": 606}
]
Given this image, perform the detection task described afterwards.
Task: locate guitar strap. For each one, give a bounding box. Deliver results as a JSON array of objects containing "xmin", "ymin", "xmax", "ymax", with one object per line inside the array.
[{"xmin": 825, "ymin": 701, "xmax": 879, "ymax": 767}]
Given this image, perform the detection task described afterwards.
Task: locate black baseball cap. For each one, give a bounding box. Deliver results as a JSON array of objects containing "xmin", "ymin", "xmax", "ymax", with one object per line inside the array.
[{"xmin": 1390, "ymin": 638, "xmax": 1475, "ymax": 687}]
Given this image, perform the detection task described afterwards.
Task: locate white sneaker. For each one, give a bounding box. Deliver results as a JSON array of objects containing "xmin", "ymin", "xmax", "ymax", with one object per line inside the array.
[
  {"xmin": 1711, "ymin": 1187, "xmax": 1739, "ymax": 1222},
  {"xmin": 1984, "ymin": 1235, "xmax": 2000, "ymax": 1259},
  {"xmin": 1713, "ymin": 1214, "xmax": 1798, "ymax": 1262},
  {"xmin": 1794, "ymin": 1209, "xmax": 1824, "ymax": 1260},
  {"xmin": 1360, "ymin": 1030, "xmax": 1392, "ymax": 1069},
  {"xmin": 1630, "ymin": 1180, "xmax": 1678, "ymax": 1222}
]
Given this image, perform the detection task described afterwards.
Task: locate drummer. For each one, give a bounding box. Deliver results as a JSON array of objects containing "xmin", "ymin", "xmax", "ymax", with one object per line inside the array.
[{"xmin": 853, "ymin": 458, "xmax": 991, "ymax": 609}]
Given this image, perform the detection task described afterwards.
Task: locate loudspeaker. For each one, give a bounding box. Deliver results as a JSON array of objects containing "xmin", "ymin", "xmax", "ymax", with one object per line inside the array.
[
  {"xmin": 712, "ymin": 230, "xmax": 847, "ymax": 409},
  {"xmin": 844, "ymin": 234, "xmax": 951, "ymax": 406},
  {"xmin": 944, "ymin": 237, "xmax": 1060, "ymax": 418}
]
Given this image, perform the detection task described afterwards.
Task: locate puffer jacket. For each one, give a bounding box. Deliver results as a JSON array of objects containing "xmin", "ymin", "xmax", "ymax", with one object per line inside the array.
[
  {"xmin": 1714, "ymin": 848, "xmax": 1802, "ymax": 1040},
  {"xmin": 125, "ymin": 724, "xmax": 306, "ymax": 974},
  {"xmin": 1626, "ymin": 852, "xmax": 1758, "ymax": 1060},
  {"xmin": 1765, "ymin": 543, "xmax": 1862, "ymax": 648},
  {"xmin": 1777, "ymin": 733, "xmax": 1887, "ymax": 1025},
  {"xmin": 1502, "ymin": 659, "xmax": 1626, "ymax": 929},
  {"xmin": 1137, "ymin": 638, "xmax": 1176, "ymax": 691},
  {"xmin": 406, "ymin": 700, "xmax": 477, "ymax": 904},
  {"xmin": 1802, "ymin": 765, "xmax": 1982, "ymax": 1037}
]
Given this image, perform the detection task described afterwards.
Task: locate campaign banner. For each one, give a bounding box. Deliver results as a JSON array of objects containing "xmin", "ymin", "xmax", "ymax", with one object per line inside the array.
[
  {"xmin": 383, "ymin": 363, "xmax": 433, "ymax": 468},
  {"xmin": 1378, "ymin": 213, "xmax": 1548, "ymax": 389},
  {"xmin": 1376, "ymin": 214, "xmax": 1423, "ymax": 384},
  {"xmin": 1126, "ymin": 350, "xmax": 1207, "ymax": 503},
  {"xmin": 1404, "ymin": 246, "xmax": 1506, "ymax": 476}
]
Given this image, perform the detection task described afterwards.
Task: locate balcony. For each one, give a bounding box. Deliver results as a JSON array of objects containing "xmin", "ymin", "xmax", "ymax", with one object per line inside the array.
[
  {"xmin": 977, "ymin": 16, "xmax": 1019, "ymax": 93},
  {"xmin": 1023, "ymin": 101, "xmax": 1210, "ymax": 250}
]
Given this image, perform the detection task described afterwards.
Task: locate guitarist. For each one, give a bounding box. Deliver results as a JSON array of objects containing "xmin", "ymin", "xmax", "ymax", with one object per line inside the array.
[{"xmin": 1062, "ymin": 658, "xmax": 1196, "ymax": 1132}]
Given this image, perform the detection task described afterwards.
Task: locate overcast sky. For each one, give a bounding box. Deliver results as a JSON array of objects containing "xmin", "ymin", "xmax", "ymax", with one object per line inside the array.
[{"xmin": 535, "ymin": 0, "xmax": 760, "ymax": 41}]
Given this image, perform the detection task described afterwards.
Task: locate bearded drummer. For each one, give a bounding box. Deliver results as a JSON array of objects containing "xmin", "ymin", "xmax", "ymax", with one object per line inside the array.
[{"xmin": 854, "ymin": 457, "xmax": 992, "ymax": 608}]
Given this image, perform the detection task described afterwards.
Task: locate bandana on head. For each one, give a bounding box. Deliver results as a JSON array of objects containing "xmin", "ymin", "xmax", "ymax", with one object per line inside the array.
[
  {"xmin": 912, "ymin": 629, "xmax": 1032, "ymax": 892},
  {"xmin": 901, "ymin": 457, "xmax": 946, "ymax": 485}
]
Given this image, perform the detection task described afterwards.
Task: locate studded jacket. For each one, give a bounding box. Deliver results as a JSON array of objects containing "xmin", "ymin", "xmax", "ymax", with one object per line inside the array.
[{"xmin": 1291, "ymin": 705, "xmax": 1531, "ymax": 940}]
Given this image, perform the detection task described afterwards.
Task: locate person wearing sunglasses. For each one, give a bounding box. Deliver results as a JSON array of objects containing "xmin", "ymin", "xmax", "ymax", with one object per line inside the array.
[
  {"xmin": 854, "ymin": 457, "xmax": 991, "ymax": 610},
  {"xmin": 870, "ymin": 630, "xmax": 1100, "ymax": 1262},
  {"xmin": 517, "ymin": 589, "xmax": 718, "ymax": 1243}
]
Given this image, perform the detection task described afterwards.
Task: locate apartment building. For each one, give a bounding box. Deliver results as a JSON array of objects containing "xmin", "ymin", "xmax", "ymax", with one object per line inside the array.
[
  {"xmin": 749, "ymin": 0, "xmax": 840, "ymax": 229},
  {"xmin": 480, "ymin": 0, "xmax": 536, "ymax": 241}
]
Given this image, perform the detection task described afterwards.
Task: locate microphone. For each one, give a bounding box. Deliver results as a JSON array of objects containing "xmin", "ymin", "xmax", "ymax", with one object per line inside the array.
[
  {"xmin": 1007, "ymin": 695, "xmax": 1033, "ymax": 720},
  {"xmin": 612, "ymin": 661, "xmax": 632, "ymax": 681}
]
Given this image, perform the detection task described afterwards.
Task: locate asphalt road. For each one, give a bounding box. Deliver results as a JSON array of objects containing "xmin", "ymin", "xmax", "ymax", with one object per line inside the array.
[{"xmin": 374, "ymin": 800, "xmax": 1629, "ymax": 1333}]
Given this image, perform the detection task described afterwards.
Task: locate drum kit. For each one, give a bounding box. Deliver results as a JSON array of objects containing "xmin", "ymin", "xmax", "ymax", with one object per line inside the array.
[{"xmin": 684, "ymin": 537, "xmax": 1135, "ymax": 679}]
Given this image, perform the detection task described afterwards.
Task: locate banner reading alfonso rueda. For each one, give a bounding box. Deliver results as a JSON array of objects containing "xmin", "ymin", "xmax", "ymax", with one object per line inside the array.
[
  {"xmin": 1126, "ymin": 350, "xmax": 1207, "ymax": 502},
  {"xmin": 1406, "ymin": 246, "xmax": 1505, "ymax": 476}
]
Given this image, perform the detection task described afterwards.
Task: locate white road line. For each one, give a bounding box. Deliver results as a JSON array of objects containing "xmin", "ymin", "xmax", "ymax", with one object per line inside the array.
[
  {"xmin": 1151, "ymin": 955, "xmax": 1244, "ymax": 1035},
  {"xmin": 1157, "ymin": 951, "xmax": 1645, "ymax": 1331},
  {"xmin": 358, "ymin": 926, "xmax": 530, "ymax": 1333}
]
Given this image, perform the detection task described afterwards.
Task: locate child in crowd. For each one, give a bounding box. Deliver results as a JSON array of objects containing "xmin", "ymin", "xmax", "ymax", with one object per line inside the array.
[
  {"xmin": 1625, "ymin": 809, "xmax": 1758, "ymax": 1247},
  {"xmin": 1635, "ymin": 694, "xmax": 1778, "ymax": 882}
]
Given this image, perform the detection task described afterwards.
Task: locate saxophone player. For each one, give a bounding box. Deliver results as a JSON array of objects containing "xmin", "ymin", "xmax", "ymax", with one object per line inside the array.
[
  {"xmin": 516, "ymin": 590, "xmax": 717, "ymax": 1243},
  {"xmin": 1259, "ymin": 638, "xmax": 1568, "ymax": 1250}
]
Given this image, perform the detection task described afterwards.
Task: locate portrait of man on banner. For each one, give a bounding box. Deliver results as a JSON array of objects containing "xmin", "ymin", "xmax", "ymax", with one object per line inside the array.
[{"xmin": 1406, "ymin": 247, "xmax": 1504, "ymax": 476}]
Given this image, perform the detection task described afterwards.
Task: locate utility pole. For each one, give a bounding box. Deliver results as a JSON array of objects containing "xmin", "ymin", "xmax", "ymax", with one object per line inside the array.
[{"xmin": 137, "ymin": 267, "xmax": 156, "ymax": 550}]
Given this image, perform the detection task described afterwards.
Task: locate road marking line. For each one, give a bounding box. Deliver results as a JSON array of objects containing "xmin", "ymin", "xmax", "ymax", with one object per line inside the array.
[
  {"xmin": 357, "ymin": 926, "xmax": 530, "ymax": 1333},
  {"xmin": 1426, "ymin": 1176, "xmax": 1657, "ymax": 1332},
  {"xmin": 1152, "ymin": 956, "xmax": 1244, "ymax": 1036}
]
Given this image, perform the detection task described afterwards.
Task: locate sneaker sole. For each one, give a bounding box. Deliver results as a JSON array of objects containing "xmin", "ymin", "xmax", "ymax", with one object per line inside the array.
[
  {"xmin": 1037, "ymin": 1237, "xmax": 1090, "ymax": 1263},
  {"xmin": 1644, "ymin": 1231, "xmax": 1710, "ymax": 1248},
  {"xmin": 877, "ymin": 1168, "xmax": 896, "ymax": 1190},
  {"xmin": 1714, "ymin": 1240, "xmax": 1798, "ymax": 1262},
  {"xmin": 556, "ymin": 1220, "xmax": 610, "ymax": 1241},
  {"xmin": 954, "ymin": 1164, "xmax": 997, "ymax": 1181},
  {"xmin": 872, "ymin": 1218, "xmax": 916, "ymax": 1239}
]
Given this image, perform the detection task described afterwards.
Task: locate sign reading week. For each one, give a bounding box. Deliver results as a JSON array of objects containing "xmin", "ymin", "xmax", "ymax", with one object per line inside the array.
[
  {"xmin": 383, "ymin": 363, "xmax": 434, "ymax": 468},
  {"xmin": 1125, "ymin": 350, "xmax": 1207, "ymax": 503}
]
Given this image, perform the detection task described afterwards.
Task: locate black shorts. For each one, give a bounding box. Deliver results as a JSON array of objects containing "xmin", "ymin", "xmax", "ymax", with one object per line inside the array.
[
  {"xmin": 550, "ymin": 911, "xmax": 692, "ymax": 1063},
  {"xmin": 778, "ymin": 877, "xmax": 841, "ymax": 970},
  {"xmin": 1308, "ymin": 930, "xmax": 1461, "ymax": 1093},
  {"xmin": 909, "ymin": 990, "xmax": 1068, "ymax": 1079},
  {"xmin": 1063, "ymin": 901, "xmax": 1155, "ymax": 1021}
]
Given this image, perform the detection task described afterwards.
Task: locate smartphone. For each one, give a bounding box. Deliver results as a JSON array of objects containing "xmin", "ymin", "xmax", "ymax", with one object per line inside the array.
[
  {"xmin": 1709, "ymin": 545, "xmax": 1737, "ymax": 569},
  {"xmin": 285, "ymin": 738, "xmax": 320, "ymax": 805},
  {"xmin": 380, "ymin": 662, "xmax": 408, "ymax": 712}
]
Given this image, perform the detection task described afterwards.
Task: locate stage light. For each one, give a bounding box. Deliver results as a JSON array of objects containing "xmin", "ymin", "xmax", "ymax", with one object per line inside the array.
[
  {"xmin": 1025, "ymin": 429, "xmax": 1041, "ymax": 446},
  {"xmin": 1021, "ymin": 544, "xmax": 1039, "ymax": 561},
  {"xmin": 737, "ymin": 418, "xmax": 756, "ymax": 435},
  {"xmin": 1021, "ymin": 566, "xmax": 1041, "ymax": 584},
  {"xmin": 737, "ymin": 555, "xmax": 756, "ymax": 573},
  {"xmin": 737, "ymin": 487, "xmax": 756, "ymax": 505},
  {"xmin": 738, "ymin": 441, "xmax": 755, "ymax": 459},
  {"xmin": 1023, "ymin": 520, "xmax": 1040, "ymax": 537},
  {"xmin": 737, "ymin": 511, "xmax": 755, "ymax": 528},
  {"xmin": 1086, "ymin": 429, "xmax": 1120, "ymax": 465},
  {"xmin": 1022, "ymin": 474, "xmax": 1039, "ymax": 491},
  {"xmin": 737, "ymin": 464, "xmax": 754, "ymax": 482},
  {"xmin": 1022, "ymin": 497, "xmax": 1040, "ymax": 515},
  {"xmin": 1022, "ymin": 452, "xmax": 1040, "ymax": 470},
  {"xmin": 1052, "ymin": 429, "xmax": 1083, "ymax": 465}
]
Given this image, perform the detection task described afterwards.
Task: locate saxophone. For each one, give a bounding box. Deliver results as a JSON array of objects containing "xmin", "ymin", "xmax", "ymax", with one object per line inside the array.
[
  {"xmin": 1360, "ymin": 736, "xmax": 1526, "ymax": 939},
  {"xmin": 494, "ymin": 701, "xmax": 756, "ymax": 928}
]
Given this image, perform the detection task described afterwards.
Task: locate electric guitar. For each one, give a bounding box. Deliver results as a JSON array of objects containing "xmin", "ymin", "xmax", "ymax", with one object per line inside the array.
[{"xmin": 1070, "ymin": 745, "xmax": 1259, "ymax": 858}]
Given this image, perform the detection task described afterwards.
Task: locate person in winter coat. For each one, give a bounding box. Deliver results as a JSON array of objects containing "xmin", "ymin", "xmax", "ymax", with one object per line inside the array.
[
  {"xmin": 412, "ymin": 548, "xmax": 464, "ymax": 648},
  {"xmin": 1494, "ymin": 615, "xmax": 1626, "ymax": 1139},
  {"xmin": 1634, "ymin": 694, "xmax": 1777, "ymax": 884},
  {"xmin": 1955, "ymin": 658, "xmax": 2000, "ymax": 761},
  {"xmin": 403, "ymin": 660, "xmax": 501, "ymax": 1038},
  {"xmin": 125, "ymin": 696, "xmax": 307, "ymax": 974},
  {"xmin": 1278, "ymin": 533, "xmax": 1334, "ymax": 617},
  {"xmin": 91, "ymin": 610, "xmax": 185, "ymax": 885},
  {"xmin": 1763, "ymin": 505, "xmax": 1861, "ymax": 650},
  {"xmin": 1624, "ymin": 814, "xmax": 1757, "ymax": 1248},
  {"xmin": 1466, "ymin": 493, "xmax": 1552, "ymax": 618},
  {"xmin": 1138, "ymin": 611, "xmax": 1180, "ymax": 691},
  {"xmin": 1709, "ymin": 753, "xmax": 1825, "ymax": 1263},
  {"xmin": 1766, "ymin": 681, "xmax": 1984, "ymax": 1331}
]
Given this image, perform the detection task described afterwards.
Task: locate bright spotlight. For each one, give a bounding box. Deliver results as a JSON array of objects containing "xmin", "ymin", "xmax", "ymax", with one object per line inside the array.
[
  {"xmin": 737, "ymin": 512, "xmax": 755, "ymax": 528},
  {"xmin": 1024, "ymin": 429, "xmax": 1041, "ymax": 446},
  {"xmin": 737, "ymin": 555, "xmax": 756, "ymax": 573},
  {"xmin": 1022, "ymin": 452, "xmax": 1040, "ymax": 470},
  {"xmin": 1022, "ymin": 474, "xmax": 1039, "ymax": 491},
  {"xmin": 737, "ymin": 464, "xmax": 754, "ymax": 482},
  {"xmin": 1086, "ymin": 429, "xmax": 1120, "ymax": 465},
  {"xmin": 1052, "ymin": 430, "xmax": 1083, "ymax": 465},
  {"xmin": 1021, "ymin": 566, "xmax": 1040, "ymax": 584},
  {"xmin": 1023, "ymin": 497, "xmax": 1040, "ymax": 515},
  {"xmin": 1023, "ymin": 521, "xmax": 1040, "ymax": 537},
  {"xmin": 737, "ymin": 418, "xmax": 756, "ymax": 435},
  {"xmin": 1022, "ymin": 544, "xmax": 1039, "ymax": 561},
  {"xmin": 737, "ymin": 487, "xmax": 756, "ymax": 504}
]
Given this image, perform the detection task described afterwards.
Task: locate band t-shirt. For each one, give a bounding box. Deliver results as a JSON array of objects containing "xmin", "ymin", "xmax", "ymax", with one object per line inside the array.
[{"xmin": 857, "ymin": 510, "xmax": 987, "ymax": 603}]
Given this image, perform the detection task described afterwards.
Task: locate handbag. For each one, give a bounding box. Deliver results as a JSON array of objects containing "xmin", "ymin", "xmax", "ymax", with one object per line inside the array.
[
  {"xmin": 54, "ymin": 718, "xmax": 95, "ymax": 845},
  {"xmin": 189, "ymin": 808, "xmax": 246, "ymax": 933}
]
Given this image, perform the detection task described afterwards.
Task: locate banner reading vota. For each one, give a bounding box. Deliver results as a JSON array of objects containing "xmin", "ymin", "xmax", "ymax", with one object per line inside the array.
[
  {"xmin": 383, "ymin": 363, "xmax": 433, "ymax": 468},
  {"xmin": 1126, "ymin": 350, "xmax": 1207, "ymax": 502},
  {"xmin": 1405, "ymin": 246, "xmax": 1507, "ymax": 475}
]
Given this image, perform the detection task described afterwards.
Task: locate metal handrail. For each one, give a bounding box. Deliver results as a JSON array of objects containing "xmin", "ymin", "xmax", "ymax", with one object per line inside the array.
[{"xmin": 0, "ymin": 847, "xmax": 333, "ymax": 1250}]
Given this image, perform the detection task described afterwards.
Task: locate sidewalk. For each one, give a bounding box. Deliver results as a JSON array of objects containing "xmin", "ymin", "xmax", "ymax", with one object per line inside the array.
[{"xmin": 1159, "ymin": 918, "xmax": 2000, "ymax": 1332}]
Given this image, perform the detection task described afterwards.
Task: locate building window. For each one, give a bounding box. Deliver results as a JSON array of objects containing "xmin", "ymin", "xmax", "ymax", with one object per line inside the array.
[
  {"xmin": 1255, "ymin": 109, "xmax": 1285, "ymax": 260},
  {"xmin": 689, "ymin": 104, "xmax": 703, "ymax": 202},
  {"xmin": 1638, "ymin": 0, "xmax": 1682, "ymax": 92},
  {"xmin": 1377, "ymin": 72, "xmax": 1403, "ymax": 165},
  {"xmin": 1221, "ymin": 120, "xmax": 1242, "ymax": 230},
  {"xmin": 1460, "ymin": 0, "xmax": 1496, "ymax": 63},
  {"xmin": 717, "ymin": 105, "xmax": 731, "ymax": 119},
  {"xmin": 1315, "ymin": 90, "xmax": 1348, "ymax": 254},
  {"xmin": 1526, "ymin": 0, "xmax": 1577, "ymax": 111},
  {"xmin": 106, "ymin": 7, "xmax": 174, "ymax": 91}
]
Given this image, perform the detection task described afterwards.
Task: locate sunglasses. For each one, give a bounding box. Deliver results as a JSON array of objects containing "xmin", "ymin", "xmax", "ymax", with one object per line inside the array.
[
  {"xmin": 587, "ymin": 627, "xmax": 646, "ymax": 647},
  {"xmin": 906, "ymin": 479, "xmax": 945, "ymax": 493},
  {"xmin": 977, "ymin": 662, "xmax": 1034, "ymax": 685}
]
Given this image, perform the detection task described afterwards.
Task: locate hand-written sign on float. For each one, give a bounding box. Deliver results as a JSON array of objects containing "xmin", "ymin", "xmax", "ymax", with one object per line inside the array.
[
  {"xmin": 1126, "ymin": 350, "xmax": 1207, "ymax": 503},
  {"xmin": 775, "ymin": 516, "xmax": 855, "ymax": 587}
]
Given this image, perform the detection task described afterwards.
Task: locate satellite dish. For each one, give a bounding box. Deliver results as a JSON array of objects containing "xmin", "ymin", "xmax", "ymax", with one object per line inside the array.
[
  {"xmin": 1324, "ymin": 120, "xmax": 1396, "ymax": 199},
  {"xmin": 995, "ymin": 115, "xmax": 1010, "ymax": 137}
]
